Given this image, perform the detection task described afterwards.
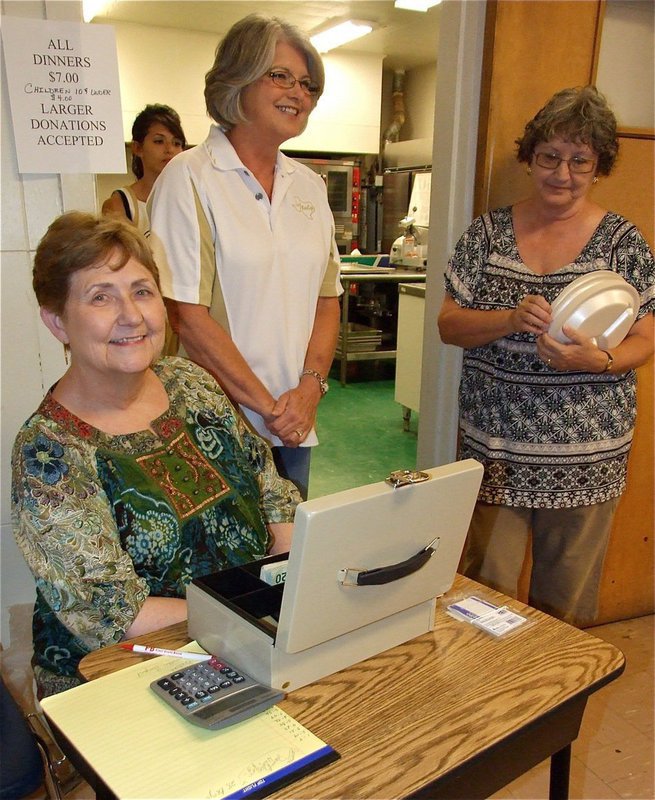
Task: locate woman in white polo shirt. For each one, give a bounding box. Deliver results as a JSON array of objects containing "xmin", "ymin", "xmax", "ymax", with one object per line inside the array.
[{"xmin": 149, "ymin": 13, "xmax": 342, "ymax": 500}]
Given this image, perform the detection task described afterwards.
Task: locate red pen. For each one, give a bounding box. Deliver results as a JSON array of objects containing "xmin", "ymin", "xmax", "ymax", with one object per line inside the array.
[{"xmin": 120, "ymin": 643, "xmax": 211, "ymax": 661}]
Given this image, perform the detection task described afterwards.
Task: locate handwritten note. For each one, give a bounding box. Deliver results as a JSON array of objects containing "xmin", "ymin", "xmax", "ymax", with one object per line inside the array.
[
  {"xmin": 41, "ymin": 645, "xmax": 336, "ymax": 799},
  {"xmin": 0, "ymin": 16, "xmax": 125, "ymax": 173}
]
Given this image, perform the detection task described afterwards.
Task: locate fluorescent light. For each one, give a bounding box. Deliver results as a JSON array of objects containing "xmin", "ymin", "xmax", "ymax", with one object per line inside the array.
[
  {"xmin": 83, "ymin": 0, "xmax": 111, "ymax": 23},
  {"xmin": 310, "ymin": 20, "xmax": 374, "ymax": 53},
  {"xmin": 394, "ymin": 0, "xmax": 442, "ymax": 11}
]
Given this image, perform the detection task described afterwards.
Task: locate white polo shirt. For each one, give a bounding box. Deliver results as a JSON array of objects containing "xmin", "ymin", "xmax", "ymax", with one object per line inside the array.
[{"xmin": 149, "ymin": 125, "xmax": 342, "ymax": 445}]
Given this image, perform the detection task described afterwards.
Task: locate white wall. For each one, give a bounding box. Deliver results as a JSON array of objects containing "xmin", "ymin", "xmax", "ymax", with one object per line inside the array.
[
  {"xmin": 380, "ymin": 62, "xmax": 437, "ymax": 169},
  {"xmin": 596, "ymin": 0, "xmax": 654, "ymax": 129},
  {"xmin": 402, "ymin": 62, "xmax": 437, "ymax": 141},
  {"xmin": 295, "ymin": 51, "xmax": 383, "ymax": 153},
  {"xmin": 97, "ymin": 19, "xmax": 215, "ymax": 145},
  {"xmin": 1, "ymin": 0, "xmax": 96, "ymax": 704}
]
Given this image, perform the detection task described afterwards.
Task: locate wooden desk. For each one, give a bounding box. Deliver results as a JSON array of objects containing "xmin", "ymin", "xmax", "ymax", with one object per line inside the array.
[{"xmin": 73, "ymin": 575, "xmax": 623, "ymax": 799}]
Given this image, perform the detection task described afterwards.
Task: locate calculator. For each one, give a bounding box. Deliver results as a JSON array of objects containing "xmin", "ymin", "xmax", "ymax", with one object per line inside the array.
[{"xmin": 150, "ymin": 656, "xmax": 285, "ymax": 730}]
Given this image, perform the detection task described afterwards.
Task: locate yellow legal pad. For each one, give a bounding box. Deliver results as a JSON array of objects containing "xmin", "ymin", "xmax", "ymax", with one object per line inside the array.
[{"xmin": 41, "ymin": 647, "xmax": 337, "ymax": 799}]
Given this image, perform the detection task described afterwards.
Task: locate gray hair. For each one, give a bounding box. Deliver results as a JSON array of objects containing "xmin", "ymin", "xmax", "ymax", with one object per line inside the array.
[
  {"xmin": 205, "ymin": 13, "xmax": 325, "ymax": 130},
  {"xmin": 515, "ymin": 86, "xmax": 619, "ymax": 176}
]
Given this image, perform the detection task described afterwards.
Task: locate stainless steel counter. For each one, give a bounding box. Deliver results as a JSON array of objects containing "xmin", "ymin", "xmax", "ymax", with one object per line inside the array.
[{"xmin": 336, "ymin": 269, "xmax": 426, "ymax": 385}]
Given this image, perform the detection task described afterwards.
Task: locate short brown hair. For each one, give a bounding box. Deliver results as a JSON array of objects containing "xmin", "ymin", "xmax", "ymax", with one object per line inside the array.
[
  {"xmin": 205, "ymin": 13, "xmax": 324, "ymax": 130},
  {"xmin": 515, "ymin": 86, "xmax": 619, "ymax": 175},
  {"xmin": 33, "ymin": 212, "xmax": 160, "ymax": 315}
]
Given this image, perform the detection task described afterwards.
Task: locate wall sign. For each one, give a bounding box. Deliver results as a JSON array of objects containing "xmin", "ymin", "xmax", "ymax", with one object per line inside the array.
[{"xmin": 1, "ymin": 16, "xmax": 126, "ymax": 174}]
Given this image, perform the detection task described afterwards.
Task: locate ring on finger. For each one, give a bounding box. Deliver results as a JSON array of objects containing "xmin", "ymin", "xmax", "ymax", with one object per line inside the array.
[{"xmin": 295, "ymin": 429, "xmax": 304, "ymax": 438}]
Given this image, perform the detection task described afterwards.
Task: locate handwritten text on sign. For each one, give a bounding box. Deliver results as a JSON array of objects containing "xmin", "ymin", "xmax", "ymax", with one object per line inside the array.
[{"xmin": 1, "ymin": 16, "xmax": 125, "ymax": 174}]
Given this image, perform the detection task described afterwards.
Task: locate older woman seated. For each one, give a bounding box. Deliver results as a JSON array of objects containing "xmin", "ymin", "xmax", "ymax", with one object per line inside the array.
[{"xmin": 11, "ymin": 212, "xmax": 300, "ymax": 697}]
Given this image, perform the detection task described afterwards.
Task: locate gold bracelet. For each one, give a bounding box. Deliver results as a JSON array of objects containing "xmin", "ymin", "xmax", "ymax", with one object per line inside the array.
[{"xmin": 600, "ymin": 350, "xmax": 614, "ymax": 373}]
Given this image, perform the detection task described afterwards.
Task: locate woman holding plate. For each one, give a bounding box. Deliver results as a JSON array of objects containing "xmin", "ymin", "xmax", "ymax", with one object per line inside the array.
[{"xmin": 438, "ymin": 86, "xmax": 654, "ymax": 626}]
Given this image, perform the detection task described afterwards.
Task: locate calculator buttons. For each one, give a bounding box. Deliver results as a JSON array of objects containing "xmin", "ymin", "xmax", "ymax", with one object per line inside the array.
[{"xmin": 150, "ymin": 655, "xmax": 285, "ymax": 730}]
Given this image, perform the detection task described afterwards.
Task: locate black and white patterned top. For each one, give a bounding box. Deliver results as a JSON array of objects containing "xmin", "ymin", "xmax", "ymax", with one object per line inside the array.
[{"xmin": 445, "ymin": 206, "xmax": 654, "ymax": 508}]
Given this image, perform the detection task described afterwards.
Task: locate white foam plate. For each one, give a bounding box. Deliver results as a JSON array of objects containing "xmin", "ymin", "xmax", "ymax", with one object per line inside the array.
[
  {"xmin": 550, "ymin": 270, "xmax": 625, "ymax": 318},
  {"xmin": 550, "ymin": 275, "xmax": 624, "ymax": 326},
  {"xmin": 549, "ymin": 272, "xmax": 640, "ymax": 349}
]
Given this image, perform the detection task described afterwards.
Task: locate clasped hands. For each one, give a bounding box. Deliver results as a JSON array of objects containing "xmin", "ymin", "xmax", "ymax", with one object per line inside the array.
[
  {"xmin": 263, "ymin": 380, "xmax": 321, "ymax": 447},
  {"xmin": 511, "ymin": 294, "xmax": 607, "ymax": 373}
]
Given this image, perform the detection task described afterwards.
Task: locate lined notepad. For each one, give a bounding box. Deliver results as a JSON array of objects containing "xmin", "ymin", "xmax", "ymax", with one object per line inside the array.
[{"xmin": 41, "ymin": 648, "xmax": 337, "ymax": 799}]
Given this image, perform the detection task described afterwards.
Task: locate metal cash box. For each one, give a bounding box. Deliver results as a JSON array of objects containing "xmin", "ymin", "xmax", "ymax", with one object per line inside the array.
[{"xmin": 187, "ymin": 460, "xmax": 483, "ymax": 692}]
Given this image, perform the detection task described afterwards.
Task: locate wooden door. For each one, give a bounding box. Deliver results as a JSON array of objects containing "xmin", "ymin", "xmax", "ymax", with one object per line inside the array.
[{"xmin": 591, "ymin": 133, "xmax": 654, "ymax": 622}]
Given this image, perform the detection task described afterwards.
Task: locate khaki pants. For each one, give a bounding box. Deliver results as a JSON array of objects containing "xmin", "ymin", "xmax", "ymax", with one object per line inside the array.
[{"xmin": 460, "ymin": 499, "xmax": 619, "ymax": 627}]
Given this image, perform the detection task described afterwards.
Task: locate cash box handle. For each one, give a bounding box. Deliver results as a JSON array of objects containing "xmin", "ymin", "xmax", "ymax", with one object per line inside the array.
[{"xmin": 337, "ymin": 537, "xmax": 440, "ymax": 586}]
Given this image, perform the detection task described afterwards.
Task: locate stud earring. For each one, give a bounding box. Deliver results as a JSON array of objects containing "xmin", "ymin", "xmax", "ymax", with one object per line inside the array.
[
  {"xmin": 592, "ymin": 176, "xmax": 598, "ymax": 184},
  {"xmin": 527, "ymin": 167, "xmax": 532, "ymax": 175}
]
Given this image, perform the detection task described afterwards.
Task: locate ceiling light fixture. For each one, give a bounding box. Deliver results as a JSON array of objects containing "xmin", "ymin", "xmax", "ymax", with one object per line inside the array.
[
  {"xmin": 310, "ymin": 20, "xmax": 375, "ymax": 53},
  {"xmin": 82, "ymin": 0, "xmax": 112, "ymax": 23},
  {"xmin": 394, "ymin": 0, "xmax": 443, "ymax": 11}
]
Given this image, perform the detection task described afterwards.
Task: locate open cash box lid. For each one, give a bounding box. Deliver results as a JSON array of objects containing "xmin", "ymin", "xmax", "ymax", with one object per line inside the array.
[{"xmin": 191, "ymin": 459, "xmax": 483, "ymax": 655}]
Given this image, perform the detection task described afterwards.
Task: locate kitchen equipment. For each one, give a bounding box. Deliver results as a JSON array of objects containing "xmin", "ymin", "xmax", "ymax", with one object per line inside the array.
[
  {"xmin": 390, "ymin": 216, "xmax": 424, "ymax": 268},
  {"xmin": 293, "ymin": 157, "xmax": 360, "ymax": 254},
  {"xmin": 548, "ymin": 271, "xmax": 640, "ymax": 349},
  {"xmin": 383, "ymin": 168, "xmax": 431, "ymax": 267}
]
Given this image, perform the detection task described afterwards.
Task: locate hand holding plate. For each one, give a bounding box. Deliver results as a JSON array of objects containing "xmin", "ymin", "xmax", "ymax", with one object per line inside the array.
[{"xmin": 537, "ymin": 326, "xmax": 608, "ymax": 373}]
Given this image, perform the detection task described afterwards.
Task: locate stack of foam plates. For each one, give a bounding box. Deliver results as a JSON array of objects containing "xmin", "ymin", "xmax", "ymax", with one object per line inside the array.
[{"xmin": 549, "ymin": 270, "xmax": 640, "ymax": 349}]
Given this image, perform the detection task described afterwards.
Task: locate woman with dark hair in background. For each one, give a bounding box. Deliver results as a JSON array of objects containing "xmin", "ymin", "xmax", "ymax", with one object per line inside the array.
[
  {"xmin": 438, "ymin": 86, "xmax": 654, "ymax": 626},
  {"xmin": 102, "ymin": 104, "xmax": 186, "ymax": 234},
  {"xmin": 149, "ymin": 14, "xmax": 342, "ymax": 500}
]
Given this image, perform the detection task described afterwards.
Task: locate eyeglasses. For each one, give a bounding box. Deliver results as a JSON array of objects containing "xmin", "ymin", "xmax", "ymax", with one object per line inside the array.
[
  {"xmin": 534, "ymin": 152, "xmax": 597, "ymax": 174},
  {"xmin": 268, "ymin": 69, "xmax": 320, "ymax": 97}
]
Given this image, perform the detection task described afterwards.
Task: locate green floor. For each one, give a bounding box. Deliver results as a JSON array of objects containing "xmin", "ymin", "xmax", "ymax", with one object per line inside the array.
[{"xmin": 308, "ymin": 376, "xmax": 419, "ymax": 499}]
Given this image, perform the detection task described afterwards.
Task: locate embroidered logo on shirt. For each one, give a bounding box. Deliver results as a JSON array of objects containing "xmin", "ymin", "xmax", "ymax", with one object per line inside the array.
[
  {"xmin": 135, "ymin": 430, "xmax": 230, "ymax": 519},
  {"xmin": 292, "ymin": 196, "xmax": 315, "ymax": 219}
]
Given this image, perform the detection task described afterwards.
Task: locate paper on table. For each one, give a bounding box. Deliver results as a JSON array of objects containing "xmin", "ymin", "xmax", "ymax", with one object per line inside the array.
[{"xmin": 41, "ymin": 645, "xmax": 336, "ymax": 799}]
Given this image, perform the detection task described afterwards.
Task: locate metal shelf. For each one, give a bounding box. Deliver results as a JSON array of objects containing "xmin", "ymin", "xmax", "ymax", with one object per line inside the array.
[{"xmin": 336, "ymin": 269, "xmax": 426, "ymax": 385}]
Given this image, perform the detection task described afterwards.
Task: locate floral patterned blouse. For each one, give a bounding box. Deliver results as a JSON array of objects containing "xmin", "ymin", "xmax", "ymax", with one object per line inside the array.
[
  {"xmin": 445, "ymin": 207, "xmax": 654, "ymax": 509},
  {"xmin": 11, "ymin": 357, "xmax": 300, "ymax": 695}
]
